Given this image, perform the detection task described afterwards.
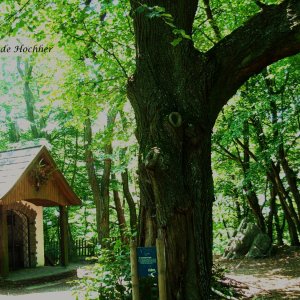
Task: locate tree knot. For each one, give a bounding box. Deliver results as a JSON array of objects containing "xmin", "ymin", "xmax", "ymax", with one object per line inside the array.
[
  {"xmin": 145, "ymin": 147, "xmax": 167, "ymax": 171},
  {"xmin": 168, "ymin": 112, "xmax": 182, "ymax": 128},
  {"xmin": 145, "ymin": 147, "xmax": 161, "ymax": 170}
]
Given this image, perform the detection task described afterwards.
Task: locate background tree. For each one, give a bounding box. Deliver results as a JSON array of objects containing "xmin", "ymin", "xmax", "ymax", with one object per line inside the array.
[{"xmin": 213, "ymin": 56, "xmax": 300, "ymax": 251}]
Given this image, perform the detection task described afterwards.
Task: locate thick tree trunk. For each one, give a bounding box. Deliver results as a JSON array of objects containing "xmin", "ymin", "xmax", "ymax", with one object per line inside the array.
[
  {"xmin": 128, "ymin": 0, "xmax": 300, "ymax": 297},
  {"xmin": 132, "ymin": 129, "xmax": 214, "ymax": 300},
  {"xmin": 128, "ymin": 64, "xmax": 214, "ymax": 298}
]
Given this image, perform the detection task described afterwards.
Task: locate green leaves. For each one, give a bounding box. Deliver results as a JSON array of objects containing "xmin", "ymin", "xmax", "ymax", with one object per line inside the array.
[
  {"xmin": 135, "ymin": 5, "xmax": 167, "ymax": 19},
  {"xmin": 171, "ymin": 28, "xmax": 191, "ymax": 46},
  {"xmin": 73, "ymin": 236, "xmax": 132, "ymax": 300},
  {"xmin": 170, "ymin": 37, "xmax": 182, "ymax": 47},
  {"xmin": 212, "ymin": 54, "xmax": 300, "ymax": 251},
  {"xmin": 135, "ymin": 4, "xmax": 191, "ymax": 46}
]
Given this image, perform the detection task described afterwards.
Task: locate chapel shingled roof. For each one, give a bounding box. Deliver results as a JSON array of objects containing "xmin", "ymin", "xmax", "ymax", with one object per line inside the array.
[
  {"xmin": 0, "ymin": 145, "xmax": 81, "ymax": 206},
  {"xmin": 0, "ymin": 146, "xmax": 41, "ymax": 198}
]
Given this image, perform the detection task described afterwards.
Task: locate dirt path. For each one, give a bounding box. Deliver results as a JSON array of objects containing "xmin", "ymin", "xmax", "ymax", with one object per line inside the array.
[
  {"xmin": 0, "ymin": 277, "xmax": 77, "ymax": 299},
  {"xmin": 218, "ymin": 246, "xmax": 300, "ymax": 299}
]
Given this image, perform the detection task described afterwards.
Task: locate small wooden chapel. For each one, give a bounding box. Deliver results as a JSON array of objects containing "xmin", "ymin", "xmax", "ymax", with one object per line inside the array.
[{"xmin": 0, "ymin": 145, "xmax": 81, "ymax": 278}]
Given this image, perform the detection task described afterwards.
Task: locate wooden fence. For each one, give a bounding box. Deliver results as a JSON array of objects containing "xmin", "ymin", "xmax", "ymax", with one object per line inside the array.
[
  {"xmin": 45, "ymin": 240, "xmax": 60, "ymax": 265},
  {"xmin": 74, "ymin": 238, "xmax": 98, "ymax": 257},
  {"xmin": 45, "ymin": 238, "xmax": 98, "ymax": 265}
]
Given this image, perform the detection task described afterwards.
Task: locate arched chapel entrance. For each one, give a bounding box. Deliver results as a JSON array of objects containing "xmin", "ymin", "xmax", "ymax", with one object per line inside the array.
[{"xmin": 5, "ymin": 202, "xmax": 37, "ymax": 270}]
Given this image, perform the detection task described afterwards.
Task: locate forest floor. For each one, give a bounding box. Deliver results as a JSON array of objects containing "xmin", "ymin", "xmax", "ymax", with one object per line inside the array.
[
  {"xmin": 216, "ymin": 246, "xmax": 300, "ymax": 299},
  {"xmin": 0, "ymin": 276, "xmax": 77, "ymax": 299},
  {"xmin": 1, "ymin": 248, "xmax": 299, "ymax": 299}
]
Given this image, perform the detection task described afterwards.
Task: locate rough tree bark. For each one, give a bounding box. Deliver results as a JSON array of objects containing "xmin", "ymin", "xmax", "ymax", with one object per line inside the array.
[{"xmin": 127, "ymin": 1, "xmax": 300, "ymax": 298}]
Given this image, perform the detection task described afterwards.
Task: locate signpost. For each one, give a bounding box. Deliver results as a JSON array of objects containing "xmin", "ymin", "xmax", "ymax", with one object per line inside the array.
[
  {"xmin": 130, "ymin": 239, "xmax": 166, "ymax": 300},
  {"xmin": 137, "ymin": 246, "xmax": 158, "ymax": 278}
]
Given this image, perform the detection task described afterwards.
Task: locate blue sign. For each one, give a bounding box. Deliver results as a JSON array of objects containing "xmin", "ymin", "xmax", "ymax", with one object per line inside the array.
[{"xmin": 137, "ymin": 247, "xmax": 158, "ymax": 278}]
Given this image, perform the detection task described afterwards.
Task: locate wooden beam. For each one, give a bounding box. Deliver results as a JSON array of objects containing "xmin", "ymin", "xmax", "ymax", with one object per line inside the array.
[
  {"xmin": 130, "ymin": 239, "xmax": 140, "ymax": 300},
  {"xmin": 59, "ymin": 206, "xmax": 69, "ymax": 266},
  {"xmin": 0, "ymin": 206, "xmax": 9, "ymax": 277},
  {"xmin": 156, "ymin": 238, "xmax": 167, "ymax": 300}
]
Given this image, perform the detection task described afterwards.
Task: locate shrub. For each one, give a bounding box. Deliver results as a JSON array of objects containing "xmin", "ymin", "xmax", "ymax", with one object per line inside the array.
[{"xmin": 74, "ymin": 238, "xmax": 131, "ymax": 300}]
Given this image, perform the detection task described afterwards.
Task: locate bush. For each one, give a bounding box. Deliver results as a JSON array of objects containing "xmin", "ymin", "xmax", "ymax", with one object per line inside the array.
[{"xmin": 74, "ymin": 238, "xmax": 131, "ymax": 300}]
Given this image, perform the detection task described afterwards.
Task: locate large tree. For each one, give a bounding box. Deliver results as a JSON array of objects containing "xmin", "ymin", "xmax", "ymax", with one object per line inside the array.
[{"xmin": 127, "ymin": 0, "xmax": 300, "ymax": 298}]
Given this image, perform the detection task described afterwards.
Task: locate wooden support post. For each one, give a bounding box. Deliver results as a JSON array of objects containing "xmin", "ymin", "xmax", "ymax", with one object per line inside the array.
[
  {"xmin": 156, "ymin": 238, "xmax": 167, "ymax": 300},
  {"xmin": 59, "ymin": 206, "xmax": 69, "ymax": 266},
  {"xmin": 0, "ymin": 206, "xmax": 9, "ymax": 278},
  {"xmin": 130, "ymin": 240, "xmax": 140, "ymax": 300}
]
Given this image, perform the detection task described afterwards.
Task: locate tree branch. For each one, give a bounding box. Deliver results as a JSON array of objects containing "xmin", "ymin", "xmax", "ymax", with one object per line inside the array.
[
  {"xmin": 82, "ymin": 21, "xmax": 129, "ymax": 78},
  {"xmin": 215, "ymin": 142, "xmax": 241, "ymax": 163},
  {"xmin": 0, "ymin": 0, "xmax": 31, "ymax": 27},
  {"xmin": 202, "ymin": 0, "xmax": 222, "ymax": 41},
  {"xmin": 235, "ymin": 138, "xmax": 259, "ymax": 162},
  {"xmin": 16, "ymin": 57, "xmax": 24, "ymax": 79},
  {"xmin": 208, "ymin": 0, "xmax": 300, "ymax": 119}
]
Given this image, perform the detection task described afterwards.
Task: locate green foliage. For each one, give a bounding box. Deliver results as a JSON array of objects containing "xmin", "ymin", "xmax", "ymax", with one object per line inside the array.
[
  {"xmin": 213, "ymin": 55, "xmax": 300, "ymax": 249},
  {"xmin": 74, "ymin": 237, "xmax": 131, "ymax": 300},
  {"xmin": 135, "ymin": 4, "xmax": 191, "ymax": 46}
]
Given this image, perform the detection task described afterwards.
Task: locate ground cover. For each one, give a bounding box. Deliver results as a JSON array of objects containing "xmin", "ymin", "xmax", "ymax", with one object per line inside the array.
[{"xmin": 217, "ymin": 246, "xmax": 300, "ymax": 299}]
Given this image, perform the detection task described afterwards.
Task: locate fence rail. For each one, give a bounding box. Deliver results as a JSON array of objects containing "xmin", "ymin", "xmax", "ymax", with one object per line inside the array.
[
  {"xmin": 75, "ymin": 238, "xmax": 98, "ymax": 257},
  {"xmin": 45, "ymin": 238, "xmax": 98, "ymax": 265}
]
